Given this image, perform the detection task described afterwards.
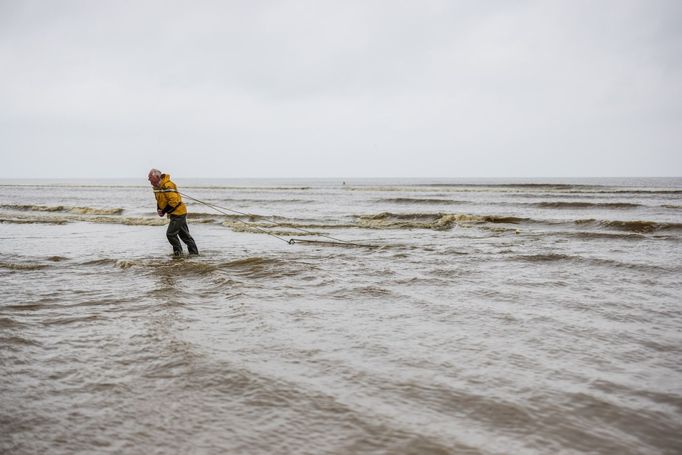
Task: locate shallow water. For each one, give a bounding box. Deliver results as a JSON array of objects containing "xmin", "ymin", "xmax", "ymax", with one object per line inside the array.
[{"xmin": 1, "ymin": 177, "xmax": 681, "ymax": 454}]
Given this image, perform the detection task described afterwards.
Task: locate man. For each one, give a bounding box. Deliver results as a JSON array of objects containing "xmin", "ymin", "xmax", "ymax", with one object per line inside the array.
[{"xmin": 148, "ymin": 168, "xmax": 199, "ymax": 256}]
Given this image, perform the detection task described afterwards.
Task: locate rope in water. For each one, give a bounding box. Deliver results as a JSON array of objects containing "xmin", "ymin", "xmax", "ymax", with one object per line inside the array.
[{"xmin": 178, "ymin": 191, "xmax": 376, "ymax": 247}]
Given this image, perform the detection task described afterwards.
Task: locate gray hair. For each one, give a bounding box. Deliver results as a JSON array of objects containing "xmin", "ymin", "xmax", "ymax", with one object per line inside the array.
[{"xmin": 148, "ymin": 168, "xmax": 162, "ymax": 178}]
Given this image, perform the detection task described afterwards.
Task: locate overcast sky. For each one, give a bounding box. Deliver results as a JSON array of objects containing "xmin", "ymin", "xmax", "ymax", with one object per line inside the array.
[{"xmin": 1, "ymin": 0, "xmax": 680, "ymax": 178}]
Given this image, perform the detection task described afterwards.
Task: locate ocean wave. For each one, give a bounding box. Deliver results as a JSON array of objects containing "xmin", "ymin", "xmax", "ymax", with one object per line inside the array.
[
  {"xmin": 1, "ymin": 204, "xmax": 65, "ymax": 212},
  {"xmin": 515, "ymin": 253, "xmax": 576, "ymax": 262},
  {"xmin": 590, "ymin": 189, "xmax": 682, "ymax": 195},
  {"xmin": 0, "ymin": 217, "xmax": 67, "ymax": 225},
  {"xmin": 357, "ymin": 213, "xmax": 461, "ymax": 230},
  {"xmin": 350, "ymin": 186, "xmax": 682, "ymax": 196},
  {"xmin": 82, "ymin": 258, "xmax": 119, "ymax": 266},
  {"xmin": 1, "ymin": 204, "xmax": 124, "ymax": 215},
  {"xmin": 418, "ymin": 183, "xmax": 595, "ymax": 189},
  {"xmin": 356, "ymin": 212, "xmax": 682, "ymax": 234},
  {"xmin": 78, "ymin": 255, "xmax": 303, "ymax": 279},
  {"xmin": 0, "ymin": 317, "xmax": 27, "ymax": 328},
  {"xmin": 558, "ymin": 231, "xmax": 647, "ymax": 240},
  {"xmin": 356, "ymin": 212, "xmax": 528, "ymax": 230},
  {"xmin": 482, "ymin": 216, "xmax": 530, "ymax": 224},
  {"xmin": 328, "ymin": 285, "xmax": 396, "ymax": 299},
  {"xmin": 69, "ymin": 207, "xmax": 124, "ymax": 215},
  {"xmin": 376, "ymin": 198, "xmax": 464, "ymax": 205},
  {"xmin": 187, "ymin": 212, "xmax": 264, "ymax": 221},
  {"xmin": 528, "ymin": 187, "xmax": 682, "ymax": 195},
  {"xmin": 353, "ymin": 212, "xmax": 682, "ymax": 236},
  {"xmin": 1, "ymin": 210, "xmax": 327, "ymax": 230},
  {"xmin": 0, "ymin": 261, "xmax": 49, "ymax": 271},
  {"xmin": 40, "ymin": 315, "xmax": 101, "ymax": 326},
  {"xmin": 513, "ymin": 253, "xmax": 672, "ymax": 272},
  {"xmin": 532, "ymin": 201, "xmax": 640, "ymax": 209},
  {"xmin": 349, "ymin": 183, "xmax": 601, "ymax": 193},
  {"xmin": 47, "ymin": 256, "xmax": 68, "ymax": 262},
  {"xmin": 165, "ymin": 256, "xmax": 298, "ymax": 278},
  {"xmin": 575, "ymin": 219, "xmax": 682, "ymax": 234},
  {"xmin": 268, "ymin": 221, "xmax": 356, "ymax": 229},
  {"xmin": 76, "ymin": 215, "xmax": 166, "ymax": 226},
  {"xmin": 200, "ymin": 197, "xmax": 315, "ymax": 204},
  {"xmin": 0, "ymin": 213, "xmax": 167, "ymax": 226},
  {"xmin": 221, "ymin": 221, "xmax": 320, "ymax": 236},
  {"xmin": 0, "ymin": 335, "xmax": 40, "ymax": 346}
]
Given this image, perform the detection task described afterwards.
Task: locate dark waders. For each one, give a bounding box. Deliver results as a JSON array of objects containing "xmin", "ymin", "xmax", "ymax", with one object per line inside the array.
[{"xmin": 167, "ymin": 214, "xmax": 199, "ymax": 255}]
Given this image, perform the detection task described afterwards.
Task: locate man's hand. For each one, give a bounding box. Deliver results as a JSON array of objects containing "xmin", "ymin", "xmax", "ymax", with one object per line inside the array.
[{"xmin": 157, "ymin": 209, "xmax": 164, "ymax": 217}]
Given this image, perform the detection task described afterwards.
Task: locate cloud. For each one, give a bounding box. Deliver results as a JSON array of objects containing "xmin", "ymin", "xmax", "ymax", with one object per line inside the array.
[{"xmin": 1, "ymin": 0, "xmax": 681, "ymax": 177}]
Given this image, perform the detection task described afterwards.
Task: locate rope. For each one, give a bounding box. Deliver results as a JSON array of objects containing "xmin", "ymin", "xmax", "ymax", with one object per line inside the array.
[
  {"xmin": 178, "ymin": 191, "xmax": 375, "ymax": 247},
  {"xmin": 179, "ymin": 192, "xmax": 290, "ymax": 244},
  {"xmin": 287, "ymin": 238, "xmax": 383, "ymax": 249}
]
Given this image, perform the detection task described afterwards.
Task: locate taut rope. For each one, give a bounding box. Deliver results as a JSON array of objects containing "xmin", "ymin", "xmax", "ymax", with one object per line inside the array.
[{"xmin": 178, "ymin": 191, "xmax": 380, "ymax": 249}]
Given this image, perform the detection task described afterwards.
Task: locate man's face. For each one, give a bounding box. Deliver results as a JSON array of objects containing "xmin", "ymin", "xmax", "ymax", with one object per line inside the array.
[{"xmin": 148, "ymin": 172, "xmax": 160, "ymax": 186}]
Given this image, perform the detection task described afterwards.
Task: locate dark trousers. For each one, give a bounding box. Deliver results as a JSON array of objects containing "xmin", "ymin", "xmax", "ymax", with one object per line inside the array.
[{"xmin": 167, "ymin": 215, "xmax": 199, "ymax": 255}]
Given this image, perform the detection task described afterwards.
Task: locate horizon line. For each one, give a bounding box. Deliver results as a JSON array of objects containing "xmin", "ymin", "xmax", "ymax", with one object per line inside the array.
[{"xmin": 1, "ymin": 176, "xmax": 681, "ymax": 180}]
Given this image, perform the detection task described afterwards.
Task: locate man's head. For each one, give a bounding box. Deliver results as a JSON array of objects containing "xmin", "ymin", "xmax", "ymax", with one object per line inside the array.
[{"xmin": 148, "ymin": 168, "xmax": 162, "ymax": 187}]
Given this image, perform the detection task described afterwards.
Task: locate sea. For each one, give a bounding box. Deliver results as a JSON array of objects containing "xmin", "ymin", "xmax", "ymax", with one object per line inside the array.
[{"xmin": 1, "ymin": 177, "xmax": 681, "ymax": 454}]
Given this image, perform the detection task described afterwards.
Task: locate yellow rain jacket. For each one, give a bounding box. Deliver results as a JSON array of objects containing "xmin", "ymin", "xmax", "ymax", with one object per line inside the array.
[{"xmin": 153, "ymin": 174, "xmax": 187, "ymax": 217}]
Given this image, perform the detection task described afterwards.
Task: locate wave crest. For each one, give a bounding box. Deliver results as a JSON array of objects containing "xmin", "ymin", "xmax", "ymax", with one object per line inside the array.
[
  {"xmin": 358, "ymin": 213, "xmax": 457, "ymax": 230},
  {"xmin": 0, "ymin": 261, "xmax": 48, "ymax": 271},
  {"xmin": 356, "ymin": 212, "xmax": 527, "ymax": 230},
  {"xmin": 534, "ymin": 202, "xmax": 640, "ymax": 209},
  {"xmin": 221, "ymin": 221, "xmax": 319, "ymax": 236},
  {"xmin": 1, "ymin": 204, "xmax": 123, "ymax": 215},
  {"xmin": 576, "ymin": 219, "xmax": 682, "ymax": 233}
]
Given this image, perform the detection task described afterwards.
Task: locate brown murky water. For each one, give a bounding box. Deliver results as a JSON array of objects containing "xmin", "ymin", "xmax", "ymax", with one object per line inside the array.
[{"xmin": 1, "ymin": 178, "xmax": 681, "ymax": 454}]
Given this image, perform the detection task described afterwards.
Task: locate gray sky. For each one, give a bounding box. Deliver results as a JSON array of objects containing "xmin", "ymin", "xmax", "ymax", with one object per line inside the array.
[{"xmin": 1, "ymin": 0, "xmax": 681, "ymax": 178}]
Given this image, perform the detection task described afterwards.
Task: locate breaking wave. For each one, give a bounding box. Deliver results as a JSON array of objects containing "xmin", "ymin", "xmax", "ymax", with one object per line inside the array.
[
  {"xmin": 77, "ymin": 255, "xmax": 304, "ymax": 278},
  {"xmin": 187, "ymin": 212, "xmax": 265, "ymax": 221},
  {"xmin": 575, "ymin": 219, "xmax": 682, "ymax": 234},
  {"xmin": 82, "ymin": 258, "xmax": 119, "ymax": 267},
  {"xmin": 84, "ymin": 216, "xmax": 166, "ymax": 226},
  {"xmin": 1, "ymin": 204, "xmax": 124, "ymax": 215},
  {"xmin": 0, "ymin": 214, "xmax": 166, "ymax": 226},
  {"xmin": 69, "ymin": 207, "xmax": 124, "ymax": 215},
  {"xmin": 1, "ymin": 204, "xmax": 65, "ymax": 212},
  {"xmin": 0, "ymin": 217, "xmax": 67, "ymax": 225},
  {"xmin": 356, "ymin": 212, "xmax": 529, "ymax": 230},
  {"xmin": 350, "ymin": 212, "xmax": 682, "ymax": 236},
  {"xmin": 0, "ymin": 261, "xmax": 49, "ymax": 271},
  {"xmin": 2, "ymin": 202, "xmax": 680, "ymax": 239},
  {"xmin": 221, "ymin": 221, "xmax": 320, "ymax": 236}
]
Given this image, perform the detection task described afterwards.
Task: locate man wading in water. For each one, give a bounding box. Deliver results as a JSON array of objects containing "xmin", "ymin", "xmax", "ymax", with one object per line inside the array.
[{"xmin": 148, "ymin": 169, "xmax": 199, "ymax": 256}]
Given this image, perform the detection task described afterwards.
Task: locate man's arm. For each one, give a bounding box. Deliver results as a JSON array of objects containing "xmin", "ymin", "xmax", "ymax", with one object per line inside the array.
[
  {"xmin": 159, "ymin": 183, "xmax": 182, "ymax": 215},
  {"xmin": 154, "ymin": 190, "xmax": 167, "ymax": 216}
]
